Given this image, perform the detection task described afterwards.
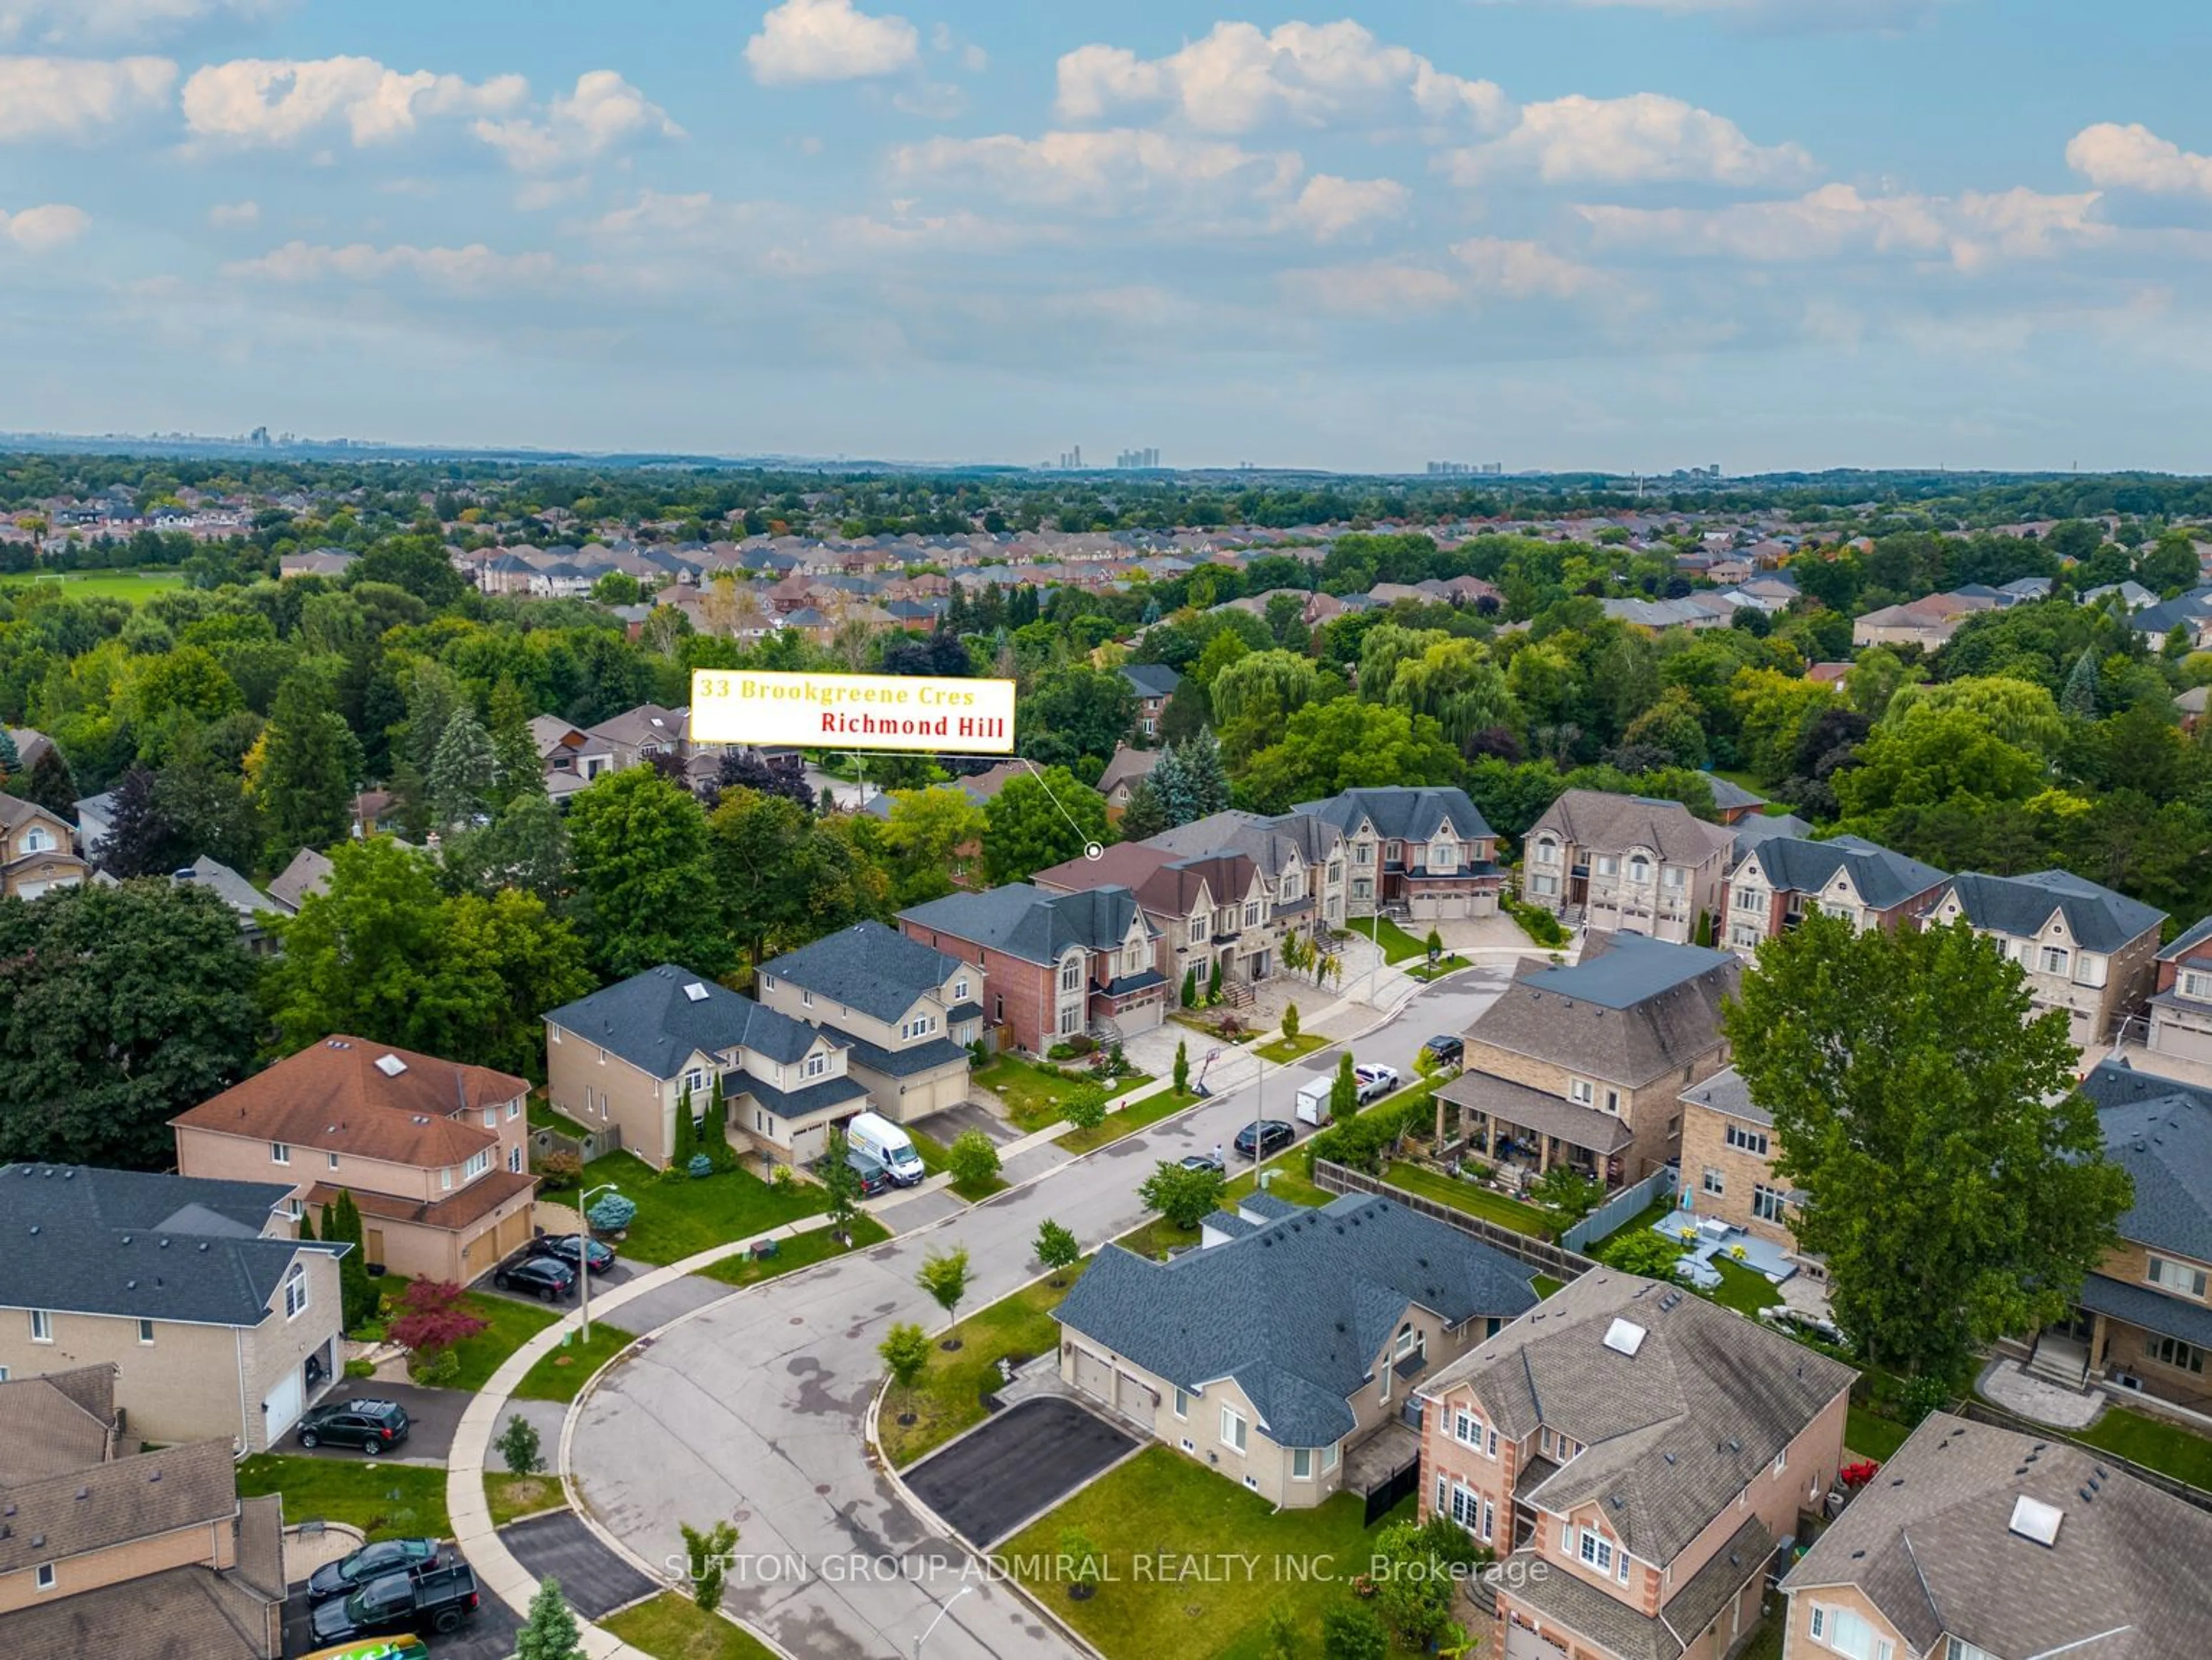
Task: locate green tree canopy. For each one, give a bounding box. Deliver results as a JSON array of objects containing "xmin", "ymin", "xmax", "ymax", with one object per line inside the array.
[
  {"xmin": 569, "ymin": 765, "xmax": 732, "ymax": 980},
  {"xmin": 982, "ymin": 767, "xmax": 1109, "ymax": 885}
]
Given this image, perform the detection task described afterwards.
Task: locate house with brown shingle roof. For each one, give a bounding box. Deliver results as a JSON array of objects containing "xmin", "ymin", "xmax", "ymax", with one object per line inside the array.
[
  {"xmin": 0, "ymin": 794, "xmax": 86, "ymax": 900},
  {"xmin": 1520, "ymin": 789, "xmax": 1736, "ymax": 945},
  {"xmin": 172, "ymin": 1037, "xmax": 536, "ymax": 1284}
]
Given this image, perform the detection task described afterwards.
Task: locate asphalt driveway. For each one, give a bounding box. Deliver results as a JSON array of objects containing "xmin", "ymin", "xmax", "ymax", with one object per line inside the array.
[
  {"xmin": 290, "ymin": 1382, "xmax": 469, "ymax": 1467},
  {"xmin": 498, "ymin": 1511, "xmax": 661, "ymax": 1620},
  {"xmin": 904, "ymin": 1397, "xmax": 1138, "ymax": 1548},
  {"xmin": 911, "ymin": 1101, "xmax": 1020, "ymax": 1147}
]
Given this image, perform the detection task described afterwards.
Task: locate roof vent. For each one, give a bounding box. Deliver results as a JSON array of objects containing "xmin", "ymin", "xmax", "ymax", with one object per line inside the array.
[
  {"xmin": 25, "ymin": 1225, "xmax": 35, "ymax": 1236},
  {"xmin": 147, "ymin": 1470, "xmax": 160, "ymax": 1483},
  {"xmin": 684, "ymin": 982, "xmax": 710, "ymax": 1002},
  {"xmin": 374, "ymin": 1054, "xmax": 407, "ymax": 1077},
  {"xmin": 2009, "ymin": 1495, "xmax": 2063, "ymax": 1548},
  {"xmin": 1602, "ymin": 1318, "xmax": 1646, "ymax": 1358}
]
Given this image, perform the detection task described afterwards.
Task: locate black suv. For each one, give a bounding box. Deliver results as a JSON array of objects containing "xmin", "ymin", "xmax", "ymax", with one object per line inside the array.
[
  {"xmin": 1233, "ymin": 1119, "xmax": 1296, "ymax": 1158},
  {"xmin": 525, "ymin": 1232, "xmax": 616, "ymax": 1276},
  {"xmin": 1420, "ymin": 1034, "xmax": 1464, "ymax": 1068},
  {"xmin": 309, "ymin": 1560, "xmax": 480, "ymax": 1644},
  {"xmin": 307, "ymin": 1536, "xmax": 441, "ymax": 1602},
  {"xmin": 493, "ymin": 1251, "xmax": 578, "ymax": 1301},
  {"xmin": 295, "ymin": 1398, "xmax": 411, "ymax": 1457}
]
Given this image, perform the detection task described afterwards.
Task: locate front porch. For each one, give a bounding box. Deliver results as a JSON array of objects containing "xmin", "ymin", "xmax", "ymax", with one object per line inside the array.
[{"xmin": 1433, "ymin": 1069, "xmax": 1633, "ymax": 1189}]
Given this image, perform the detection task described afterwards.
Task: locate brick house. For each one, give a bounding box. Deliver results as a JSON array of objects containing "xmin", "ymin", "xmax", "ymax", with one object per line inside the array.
[
  {"xmin": 899, "ymin": 883, "xmax": 1166, "ymax": 1052},
  {"xmin": 1521, "ymin": 791, "xmax": 1736, "ymax": 944},
  {"xmin": 545, "ymin": 965, "xmax": 867, "ymax": 1169},
  {"xmin": 0, "ymin": 1164, "xmax": 345, "ymax": 1454},
  {"xmin": 172, "ymin": 1037, "xmax": 537, "ymax": 1284},
  {"xmin": 1145, "ymin": 807, "xmax": 1350, "ymax": 933},
  {"xmin": 1418, "ymin": 1269, "xmax": 1853, "ymax": 1660},
  {"xmin": 0, "ymin": 795, "xmax": 86, "ymax": 900},
  {"xmin": 2142, "ymin": 913, "xmax": 2212, "ymax": 1066},
  {"xmin": 1926, "ymin": 869, "xmax": 2166, "ymax": 1052},
  {"xmin": 1055, "ymin": 1192, "xmax": 1536, "ymax": 1508},
  {"xmin": 1034, "ymin": 841, "xmax": 1289, "ymax": 996},
  {"xmin": 1779, "ymin": 1412, "xmax": 2212, "ymax": 1660},
  {"xmin": 756, "ymin": 920, "xmax": 980, "ymax": 1124},
  {"xmin": 1676, "ymin": 1065, "xmax": 1805, "ymax": 1258},
  {"xmin": 1435, "ymin": 935, "xmax": 1738, "ymax": 1188},
  {"xmin": 1721, "ymin": 835, "xmax": 1949, "ymax": 957},
  {"xmin": 1291, "ymin": 785, "xmax": 1503, "ymax": 921},
  {"xmin": 0, "ymin": 1367, "xmax": 286, "ymax": 1660},
  {"xmin": 1117, "ymin": 662, "xmax": 1182, "ymax": 739}
]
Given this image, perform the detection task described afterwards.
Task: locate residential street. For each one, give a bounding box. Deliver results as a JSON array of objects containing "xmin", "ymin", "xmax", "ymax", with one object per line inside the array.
[{"xmin": 566, "ymin": 966, "xmax": 1514, "ymax": 1660}]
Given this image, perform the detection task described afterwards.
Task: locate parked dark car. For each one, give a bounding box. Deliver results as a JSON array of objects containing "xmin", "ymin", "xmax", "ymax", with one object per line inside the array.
[
  {"xmin": 309, "ymin": 1561, "xmax": 480, "ymax": 1646},
  {"xmin": 295, "ymin": 1398, "xmax": 411, "ymax": 1457},
  {"xmin": 1233, "ymin": 1119, "xmax": 1296, "ymax": 1158},
  {"xmin": 308, "ymin": 1538, "xmax": 442, "ymax": 1602},
  {"xmin": 525, "ymin": 1232, "xmax": 616, "ymax": 1275},
  {"xmin": 493, "ymin": 1251, "xmax": 577, "ymax": 1301},
  {"xmin": 846, "ymin": 1149, "xmax": 892, "ymax": 1197},
  {"xmin": 1179, "ymin": 1153, "xmax": 1224, "ymax": 1175},
  {"xmin": 1419, "ymin": 1034, "xmax": 1464, "ymax": 1068}
]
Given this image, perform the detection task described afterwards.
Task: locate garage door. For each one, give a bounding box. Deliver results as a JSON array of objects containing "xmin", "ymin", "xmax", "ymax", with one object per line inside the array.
[
  {"xmin": 462, "ymin": 1227, "xmax": 498, "ymax": 1280},
  {"xmin": 1505, "ymin": 1620, "xmax": 1568, "ymax": 1660},
  {"xmin": 496, "ymin": 1209, "xmax": 532, "ymax": 1257},
  {"xmin": 1070, "ymin": 1345, "xmax": 1113, "ymax": 1404},
  {"xmin": 1115, "ymin": 1369, "xmax": 1156, "ymax": 1426},
  {"xmin": 263, "ymin": 1366, "xmax": 304, "ymax": 1446},
  {"xmin": 1117, "ymin": 999, "xmax": 1164, "ymax": 1035}
]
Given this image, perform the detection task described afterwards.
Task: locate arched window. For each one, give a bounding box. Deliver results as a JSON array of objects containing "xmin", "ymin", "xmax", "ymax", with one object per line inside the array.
[{"xmin": 283, "ymin": 1263, "xmax": 309, "ymax": 1319}]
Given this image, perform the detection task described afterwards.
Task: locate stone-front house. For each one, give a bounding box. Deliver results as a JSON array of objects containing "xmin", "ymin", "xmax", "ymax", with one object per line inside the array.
[
  {"xmin": 1721, "ymin": 834, "xmax": 1949, "ymax": 956},
  {"xmin": 756, "ymin": 921, "xmax": 980, "ymax": 1123},
  {"xmin": 1435, "ymin": 935, "xmax": 1738, "ymax": 1188},
  {"xmin": 900, "ymin": 883, "xmax": 1166, "ymax": 1052},
  {"xmin": 1927, "ymin": 869, "xmax": 2166, "ymax": 1052},
  {"xmin": 2026, "ymin": 1058, "xmax": 2212, "ymax": 1409},
  {"xmin": 1055, "ymin": 1192, "xmax": 1536, "ymax": 1509},
  {"xmin": 172, "ymin": 1037, "xmax": 537, "ymax": 1284},
  {"xmin": 0, "ymin": 795, "xmax": 86, "ymax": 900},
  {"xmin": 1779, "ymin": 1412, "xmax": 2212, "ymax": 1660},
  {"xmin": 1145, "ymin": 807, "xmax": 1349, "ymax": 933},
  {"xmin": 2143, "ymin": 913, "xmax": 2212, "ymax": 1067},
  {"xmin": 544, "ymin": 965, "xmax": 867, "ymax": 1169},
  {"xmin": 1419, "ymin": 1270, "xmax": 1853, "ymax": 1660},
  {"xmin": 0, "ymin": 1367, "xmax": 286, "ymax": 1660},
  {"xmin": 1520, "ymin": 790, "xmax": 1736, "ymax": 944},
  {"xmin": 0, "ymin": 1164, "xmax": 345, "ymax": 1454},
  {"xmin": 1034, "ymin": 841, "xmax": 1286, "ymax": 995},
  {"xmin": 1290, "ymin": 785, "xmax": 1503, "ymax": 921}
]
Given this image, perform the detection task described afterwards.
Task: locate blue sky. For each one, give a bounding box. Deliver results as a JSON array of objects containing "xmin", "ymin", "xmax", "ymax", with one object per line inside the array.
[{"xmin": 4, "ymin": 0, "xmax": 2210, "ymax": 472}]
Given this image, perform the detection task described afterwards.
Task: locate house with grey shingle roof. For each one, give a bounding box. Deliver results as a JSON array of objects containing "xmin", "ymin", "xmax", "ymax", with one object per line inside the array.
[
  {"xmin": 2142, "ymin": 913, "xmax": 2212, "ymax": 1072},
  {"xmin": 1145, "ymin": 807, "xmax": 1350, "ymax": 931},
  {"xmin": 755, "ymin": 922, "xmax": 980, "ymax": 1123},
  {"xmin": 1054, "ymin": 1190, "xmax": 1537, "ymax": 1509},
  {"xmin": 1290, "ymin": 785, "xmax": 1502, "ymax": 921},
  {"xmin": 1116, "ymin": 661, "xmax": 1182, "ymax": 740},
  {"xmin": 1781, "ymin": 1411, "xmax": 2212, "ymax": 1660},
  {"xmin": 1721, "ymin": 834, "xmax": 1949, "ymax": 957},
  {"xmin": 1521, "ymin": 789, "xmax": 1736, "ymax": 945},
  {"xmin": 543, "ymin": 965, "xmax": 866, "ymax": 1170},
  {"xmin": 1928, "ymin": 869, "xmax": 2166, "ymax": 1052},
  {"xmin": 1422, "ymin": 1268, "xmax": 1853, "ymax": 1660},
  {"xmin": 900, "ymin": 883, "xmax": 1165, "ymax": 1053},
  {"xmin": 0, "ymin": 1163, "xmax": 347, "ymax": 1454}
]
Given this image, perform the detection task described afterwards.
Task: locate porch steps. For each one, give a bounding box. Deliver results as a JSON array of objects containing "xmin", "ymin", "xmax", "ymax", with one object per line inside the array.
[
  {"xmin": 2025, "ymin": 1338, "xmax": 2092, "ymax": 1392},
  {"xmin": 1219, "ymin": 977, "xmax": 1255, "ymax": 1011}
]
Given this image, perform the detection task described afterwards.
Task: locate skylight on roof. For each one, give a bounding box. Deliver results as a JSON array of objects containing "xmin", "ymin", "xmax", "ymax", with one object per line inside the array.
[
  {"xmin": 1602, "ymin": 1318, "xmax": 1646, "ymax": 1358},
  {"xmin": 373, "ymin": 1054, "xmax": 407, "ymax": 1077},
  {"xmin": 2009, "ymin": 1494, "xmax": 2063, "ymax": 1547},
  {"xmin": 683, "ymin": 982, "xmax": 710, "ymax": 1002}
]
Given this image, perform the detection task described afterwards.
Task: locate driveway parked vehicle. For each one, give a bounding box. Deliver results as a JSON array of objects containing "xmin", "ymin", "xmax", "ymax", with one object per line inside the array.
[
  {"xmin": 525, "ymin": 1233, "xmax": 616, "ymax": 1275},
  {"xmin": 493, "ymin": 1252, "xmax": 578, "ymax": 1302},
  {"xmin": 308, "ymin": 1538, "xmax": 442, "ymax": 1603},
  {"xmin": 1354, "ymin": 1064, "xmax": 1399, "ymax": 1104},
  {"xmin": 295, "ymin": 1399, "xmax": 411, "ymax": 1457},
  {"xmin": 309, "ymin": 1562, "xmax": 480, "ymax": 1646},
  {"xmin": 1233, "ymin": 1120, "xmax": 1296, "ymax": 1159}
]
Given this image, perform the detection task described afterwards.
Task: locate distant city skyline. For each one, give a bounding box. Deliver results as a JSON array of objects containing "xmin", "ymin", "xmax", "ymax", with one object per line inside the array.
[{"xmin": 2, "ymin": 1, "xmax": 2209, "ymax": 472}]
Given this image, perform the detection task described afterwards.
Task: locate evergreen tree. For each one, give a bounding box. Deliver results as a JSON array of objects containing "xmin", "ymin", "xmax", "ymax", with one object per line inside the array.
[
  {"xmin": 1182, "ymin": 728, "xmax": 1231, "ymax": 817},
  {"xmin": 1330, "ymin": 1050, "xmax": 1360, "ymax": 1122},
  {"xmin": 1118, "ymin": 777, "xmax": 1171, "ymax": 841},
  {"xmin": 1181, "ymin": 966, "xmax": 1198, "ymax": 1008},
  {"xmin": 259, "ymin": 670, "xmax": 361, "ymax": 859},
  {"xmin": 428, "ymin": 706, "xmax": 498, "ymax": 829},
  {"xmin": 1151, "ymin": 741, "xmax": 1194, "ymax": 825},
  {"xmin": 328, "ymin": 1191, "xmax": 380, "ymax": 1332},
  {"xmin": 514, "ymin": 1575, "xmax": 585, "ymax": 1660},
  {"xmin": 1206, "ymin": 958, "xmax": 1223, "ymax": 1004},
  {"xmin": 92, "ymin": 763, "xmax": 185, "ymax": 878},
  {"xmin": 672, "ymin": 1083, "xmax": 697, "ymax": 1169},
  {"xmin": 487, "ymin": 676, "xmax": 542, "ymax": 807},
  {"xmin": 1173, "ymin": 1038, "xmax": 1190, "ymax": 1093},
  {"xmin": 2061, "ymin": 646, "xmax": 2101, "ymax": 721},
  {"xmin": 0, "ymin": 727, "xmax": 18, "ymax": 775},
  {"xmin": 297, "ymin": 1207, "xmax": 316, "ymax": 1242},
  {"xmin": 24, "ymin": 744, "xmax": 77, "ymax": 817}
]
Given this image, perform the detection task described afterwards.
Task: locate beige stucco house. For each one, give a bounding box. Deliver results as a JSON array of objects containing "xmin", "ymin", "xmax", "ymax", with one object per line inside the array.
[{"xmin": 1521, "ymin": 789, "xmax": 1735, "ymax": 944}]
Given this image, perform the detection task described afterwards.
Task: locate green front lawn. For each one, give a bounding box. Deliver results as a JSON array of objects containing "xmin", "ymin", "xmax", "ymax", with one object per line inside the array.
[
  {"xmin": 696, "ymin": 1216, "xmax": 891, "ymax": 1287},
  {"xmin": 1845, "ymin": 1406, "xmax": 1912, "ymax": 1463},
  {"xmin": 1001, "ymin": 1445, "xmax": 1405, "ymax": 1660},
  {"xmin": 1254, "ymin": 1033, "xmax": 1328, "ymax": 1065},
  {"xmin": 976, "ymin": 1056, "xmax": 1150, "ymax": 1133},
  {"xmin": 2077, "ymin": 1402, "xmax": 2212, "ymax": 1491},
  {"xmin": 1381, "ymin": 1160, "xmax": 1552, "ymax": 1237},
  {"xmin": 444, "ymin": 1288, "xmax": 563, "ymax": 1392},
  {"xmin": 581, "ymin": 1151, "xmax": 828, "ymax": 1265},
  {"xmin": 513, "ymin": 1318, "xmax": 637, "ymax": 1402},
  {"xmin": 1357, "ymin": 915, "xmax": 1450, "ymax": 966},
  {"xmin": 1056, "ymin": 1086, "xmax": 1204, "ymax": 1154},
  {"xmin": 603, "ymin": 1593, "xmax": 781, "ymax": 1660},
  {"xmin": 484, "ymin": 1472, "xmax": 565, "ymax": 1527},
  {"xmin": 236, "ymin": 1455, "xmax": 450, "ymax": 1541},
  {"xmin": 1223, "ymin": 1160, "xmax": 1331, "ymax": 1209},
  {"xmin": 878, "ymin": 1269, "xmax": 1083, "ymax": 1467}
]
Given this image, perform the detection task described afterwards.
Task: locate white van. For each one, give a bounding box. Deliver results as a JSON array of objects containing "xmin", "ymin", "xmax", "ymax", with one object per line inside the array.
[
  {"xmin": 1294, "ymin": 1077, "xmax": 1335, "ymax": 1128},
  {"xmin": 847, "ymin": 1111, "xmax": 926, "ymax": 1187}
]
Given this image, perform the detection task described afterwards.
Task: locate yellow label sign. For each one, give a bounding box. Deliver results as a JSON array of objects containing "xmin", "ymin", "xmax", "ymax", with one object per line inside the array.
[{"xmin": 689, "ymin": 669, "xmax": 1017, "ymax": 754}]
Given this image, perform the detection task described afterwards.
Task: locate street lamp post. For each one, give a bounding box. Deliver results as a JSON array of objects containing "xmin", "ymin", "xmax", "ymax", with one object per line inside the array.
[
  {"xmin": 577, "ymin": 1181, "xmax": 620, "ymax": 1345},
  {"xmin": 912, "ymin": 1583, "xmax": 974, "ymax": 1660}
]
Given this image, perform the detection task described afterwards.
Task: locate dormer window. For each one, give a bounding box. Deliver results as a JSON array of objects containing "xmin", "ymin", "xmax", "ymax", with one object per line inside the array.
[
  {"xmin": 805, "ymin": 1052, "xmax": 828, "ymax": 1079},
  {"xmin": 1430, "ymin": 842, "xmax": 1456, "ymax": 872},
  {"xmin": 22, "ymin": 827, "xmax": 52, "ymax": 853},
  {"xmin": 2182, "ymin": 969, "xmax": 2212, "ymax": 1002}
]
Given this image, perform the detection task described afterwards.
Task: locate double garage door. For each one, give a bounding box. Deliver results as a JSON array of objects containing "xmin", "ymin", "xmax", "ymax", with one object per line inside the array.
[
  {"xmin": 1504, "ymin": 1621, "xmax": 1569, "ymax": 1660},
  {"xmin": 1070, "ymin": 1347, "xmax": 1156, "ymax": 1427}
]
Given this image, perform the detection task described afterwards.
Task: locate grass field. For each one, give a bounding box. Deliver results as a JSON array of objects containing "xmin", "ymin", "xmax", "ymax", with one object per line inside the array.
[
  {"xmin": 1055, "ymin": 1085, "xmax": 1204, "ymax": 1154},
  {"xmin": 484, "ymin": 1471, "xmax": 565, "ymax": 1527},
  {"xmin": 603, "ymin": 1593, "xmax": 782, "ymax": 1660},
  {"xmin": 0, "ymin": 569, "xmax": 187, "ymax": 604},
  {"xmin": 975, "ymin": 1056, "xmax": 1150, "ymax": 1133},
  {"xmin": 2076, "ymin": 1402, "xmax": 2212, "ymax": 1491},
  {"xmin": 878, "ymin": 1269, "xmax": 1081, "ymax": 1467},
  {"xmin": 696, "ymin": 1215, "xmax": 889, "ymax": 1287},
  {"xmin": 1381, "ymin": 1160, "xmax": 1552, "ymax": 1236},
  {"xmin": 1254, "ymin": 1033, "xmax": 1328, "ymax": 1064},
  {"xmin": 580, "ymin": 1152, "xmax": 827, "ymax": 1265},
  {"xmin": 1001, "ymin": 1446, "xmax": 1409, "ymax": 1660},
  {"xmin": 237, "ymin": 1454, "xmax": 450, "ymax": 1541},
  {"xmin": 1845, "ymin": 1405, "xmax": 1911, "ymax": 1462},
  {"xmin": 513, "ymin": 1318, "xmax": 636, "ymax": 1402}
]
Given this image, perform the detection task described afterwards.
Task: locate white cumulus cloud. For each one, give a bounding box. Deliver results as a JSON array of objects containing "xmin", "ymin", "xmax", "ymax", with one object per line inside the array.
[
  {"xmin": 226, "ymin": 239, "xmax": 563, "ymax": 289},
  {"xmin": 1452, "ymin": 236, "xmax": 1603, "ymax": 297},
  {"xmin": 745, "ymin": 0, "xmax": 919, "ymax": 86},
  {"xmin": 1055, "ymin": 20, "xmax": 1505, "ymax": 135},
  {"xmin": 2066, "ymin": 122, "xmax": 2212, "ymax": 199},
  {"xmin": 0, "ymin": 55, "xmax": 176, "ymax": 139},
  {"xmin": 207, "ymin": 198, "xmax": 257, "ymax": 225},
  {"xmin": 472, "ymin": 70, "xmax": 681, "ymax": 171},
  {"xmin": 1278, "ymin": 174, "xmax": 1409, "ymax": 241},
  {"xmin": 1442, "ymin": 92, "xmax": 1813, "ymax": 187},
  {"xmin": 181, "ymin": 55, "xmax": 527, "ymax": 148},
  {"xmin": 891, "ymin": 127, "xmax": 1301, "ymax": 210},
  {"xmin": 0, "ymin": 0, "xmax": 283, "ymax": 48},
  {"xmin": 1, "ymin": 201, "xmax": 89, "ymax": 249}
]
